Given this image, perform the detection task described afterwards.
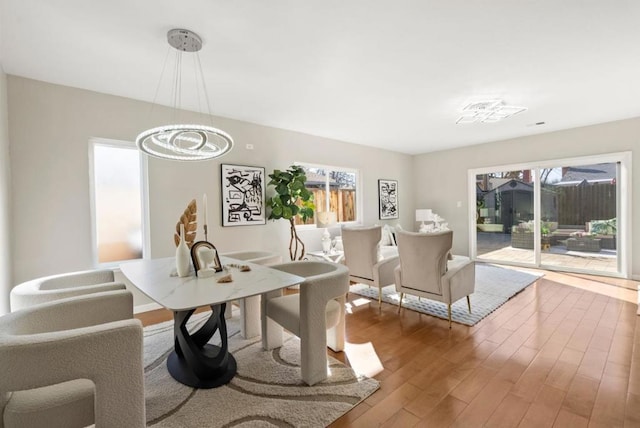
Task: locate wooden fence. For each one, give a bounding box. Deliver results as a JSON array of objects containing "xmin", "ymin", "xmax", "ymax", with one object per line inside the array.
[
  {"xmin": 296, "ymin": 188, "xmax": 356, "ymax": 225},
  {"xmin": 554, "ymin": 184, "xmax": 616, "ymax": 225}
]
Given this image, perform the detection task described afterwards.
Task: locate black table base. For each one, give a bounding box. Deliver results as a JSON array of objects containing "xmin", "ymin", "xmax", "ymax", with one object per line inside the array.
[{"xmin": 167, "ymin": 303, "xmax": 237, "ymax": 388}]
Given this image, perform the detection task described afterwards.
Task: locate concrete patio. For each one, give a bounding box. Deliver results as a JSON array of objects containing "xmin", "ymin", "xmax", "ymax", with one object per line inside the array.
[{"xmin": 477, "ymin": 232, "xmax": 618, "ymax": 273}]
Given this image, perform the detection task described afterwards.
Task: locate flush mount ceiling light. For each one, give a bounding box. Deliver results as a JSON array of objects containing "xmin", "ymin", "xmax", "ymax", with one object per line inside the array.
[
  {"xmin": 136, "ymin": 29, "xmax": 233, "ymax": 161},
  {"xmin": 456, "ymin": 99, "xmax": 527, "ymax": 124}
]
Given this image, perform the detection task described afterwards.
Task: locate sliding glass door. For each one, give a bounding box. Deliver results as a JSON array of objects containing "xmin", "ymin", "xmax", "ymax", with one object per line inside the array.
[
  {"xmin": 539, "ymin": 163, "xmax": 618, "ymax": 274},
  {"xmin": 470, "ymin": 153, "xmax": 630, "ymax": 278},
  {"xmin": 476, "ymin": 169, "xmax": 535, "ymax": 265}
]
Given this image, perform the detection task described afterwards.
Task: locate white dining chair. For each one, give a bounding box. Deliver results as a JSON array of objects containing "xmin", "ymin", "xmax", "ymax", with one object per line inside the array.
[
  {"xmin": 221, "ymin": 250, "xmax": 282, "ymax": 338},
  {"xmin": 261, "ymin": 261, "xmax": 349, "ymax": 385},
  {"xmin": 10, "ymin": 269, "xmax": 125, "ymax": 312},
  {"xmin": 0, "ymin": 290, "xmax": 145, "ymax": 428}
]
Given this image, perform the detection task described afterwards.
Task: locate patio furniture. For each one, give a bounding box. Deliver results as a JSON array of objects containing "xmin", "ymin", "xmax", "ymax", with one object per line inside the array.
[
  {"xmin": 511, "ymin": 230, "xmax": 534, "ymax": 249},
  {"xmin": 550, "ymin": 229, "xmax": 581, "ymax": 246},
  {"xmin": 597, "ymin": 235, "xmax": 616, "ymax": 250},
  {"xmin": 586, "ymin": 219, "xmax": 616, "ymax": 249},
  {"xmin": 566, "ymin": 237, "xmax": 601, "ymax": 252}
]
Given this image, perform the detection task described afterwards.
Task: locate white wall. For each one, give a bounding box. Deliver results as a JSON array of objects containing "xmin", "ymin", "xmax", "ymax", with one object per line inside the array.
[
  {"xmin": 7, "ymin": 75, "xmax": 638, "ymax": 312},
  {"xmin": 0, "ymin": 69, "xmax": 11, "ymax": 314},
  {"xmin": 6, "ymin": 76, "xmax": 413, "ymax": 305},
  {"xmin": 412, "ymin": 117, "xmax": 639, "ymax": 277}
]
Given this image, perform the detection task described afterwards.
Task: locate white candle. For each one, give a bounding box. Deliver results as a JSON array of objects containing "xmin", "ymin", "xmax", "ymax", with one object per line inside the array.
[{"xmin": 203, "ymin": 193, "xmax": 208, "ymax": 227}]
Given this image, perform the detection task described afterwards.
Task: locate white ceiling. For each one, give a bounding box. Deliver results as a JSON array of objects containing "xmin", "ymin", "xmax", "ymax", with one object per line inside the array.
[{"xmin": 1, "ymin": 0, "xmax": 639, "ymax": 155}]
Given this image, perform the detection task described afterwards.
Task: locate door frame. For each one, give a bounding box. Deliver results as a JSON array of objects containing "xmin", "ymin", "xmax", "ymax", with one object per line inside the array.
[{"xmin": 468, "ymin": 151, "xmax": 632, "ymax": 278}]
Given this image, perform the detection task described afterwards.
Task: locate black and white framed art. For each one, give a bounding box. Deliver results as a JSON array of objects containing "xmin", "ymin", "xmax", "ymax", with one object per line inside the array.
[
  {"xmin": 221, "ymin": 164, "xmax": 266, "ymax": 226},
  {"xmin": 378, "ymin": 179, "xmax": 398, "ymax": 219}
]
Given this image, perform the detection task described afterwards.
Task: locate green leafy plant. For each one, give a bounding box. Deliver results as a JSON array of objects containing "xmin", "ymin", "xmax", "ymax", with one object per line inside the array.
[
  {"xmin": 589, "ymin": 218, "xmax": 616, "ymax": 235},
  {"xmin": 267, "ymin": 165, "xmax": 315, "ymax": 260},
  {"xmin": 541, "ymin": 221, "xmax": 553, "ymax": 236}
]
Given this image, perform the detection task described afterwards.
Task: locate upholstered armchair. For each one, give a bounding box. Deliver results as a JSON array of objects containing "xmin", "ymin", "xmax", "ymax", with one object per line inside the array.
[
  {"xmin": 394, "ymin": 230, "xmax": 475, "ymax": 328},
  {"xmin": 10, "ymin": 269, "xmax": 125, "ymax": 311},
  {"xmin": 0, "ymin": 290, "xmax": 145, "ymax": 428},
  {"xmin": 261, "ymin": 261, "xmax": 349, "ymax": 386},
  {"xmin": 221, "ymin": 250, "xmax": 283, "ymax": 338},
  {"xmin": 342, "ymin": 225, "xmax": 400, "ymax": 308}
]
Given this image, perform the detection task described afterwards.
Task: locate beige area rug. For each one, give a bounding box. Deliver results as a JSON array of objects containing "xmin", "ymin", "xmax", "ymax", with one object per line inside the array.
[
  {"xmin": 350, "ymin": 263, "xmax": 543, "ymax": 326},
  {"xmin": 144, "ymin": 311, "xmax": 379, "ymax": 427}
]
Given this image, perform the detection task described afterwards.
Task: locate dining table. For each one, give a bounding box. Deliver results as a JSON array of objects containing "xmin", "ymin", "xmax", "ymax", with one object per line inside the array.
[{"xmin": 120, "ymin": 256, "xmax": 303, "ymax": 388}]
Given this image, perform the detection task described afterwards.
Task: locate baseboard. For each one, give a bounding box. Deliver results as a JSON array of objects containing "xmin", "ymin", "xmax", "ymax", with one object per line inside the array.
[{"xmin": 134, "ymin": 302, "xmax": 162, "ymax": 314}]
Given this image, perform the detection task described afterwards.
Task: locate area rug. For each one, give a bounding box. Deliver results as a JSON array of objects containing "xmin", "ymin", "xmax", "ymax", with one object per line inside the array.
[
  {"xmin": 350, "ymin": 263, "xmax": 543, "ymax": 326},
  {"xmin": 144, "ymin": 312, "xmax": 379, "ymax": 427}
]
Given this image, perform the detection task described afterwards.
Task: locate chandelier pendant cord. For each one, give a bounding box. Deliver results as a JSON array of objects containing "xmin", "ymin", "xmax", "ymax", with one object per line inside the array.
[
  {"xmin": 148, "ymin": 46, "xmax": 173, "ymax": 120},
  {"xmin": 149, "ymin": 41, "xmax": 212, "ymax": 129},
  {"xmin": 172, "ymin": 49, "xmax": 182, "ymax": 124},
  {"xmin": 136, "ymin": 28, "xmax": 234, "ymax": 161},
  {"xmin": 195, "ymin": 52, "xmax": 216, "ymax": 128}
]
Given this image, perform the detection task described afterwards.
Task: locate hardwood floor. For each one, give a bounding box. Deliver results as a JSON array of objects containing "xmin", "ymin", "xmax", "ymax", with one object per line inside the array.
[{"xmin": 135, "ymin": 269, "xmax": 639, "ymax": 427}]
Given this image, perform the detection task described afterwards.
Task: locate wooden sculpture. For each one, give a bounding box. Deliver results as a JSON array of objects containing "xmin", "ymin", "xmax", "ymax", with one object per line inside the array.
[{"xmin": 174, "ymin": 199, "xmax": 197, "ymax": 248}]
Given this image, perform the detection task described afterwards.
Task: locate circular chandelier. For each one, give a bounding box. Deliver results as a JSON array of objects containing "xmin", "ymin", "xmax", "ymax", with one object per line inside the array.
[
  {"xmin": 136, "ymin": 29, "xmax": 233, "ymax": 161},
  {"xmin": 136, "ymin": 124, "xmax": 233, "ymax": 161}
]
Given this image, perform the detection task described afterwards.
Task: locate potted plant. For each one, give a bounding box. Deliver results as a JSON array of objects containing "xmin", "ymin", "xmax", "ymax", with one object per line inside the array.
[{"xmin": 266, "ymin": 165, "xmax": 315, "ymax": 260}]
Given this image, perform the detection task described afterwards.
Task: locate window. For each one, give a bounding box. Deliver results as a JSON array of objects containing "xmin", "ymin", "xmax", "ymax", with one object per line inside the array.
[
  {"xmin": 89, "ymin": 138, "xmax": 147, "ymax": 265},
  {"xmin": 296, "ymin": 163, "xmax": 359, "ymax": 225}
]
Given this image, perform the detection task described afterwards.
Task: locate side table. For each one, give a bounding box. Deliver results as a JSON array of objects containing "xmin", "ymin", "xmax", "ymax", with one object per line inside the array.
[{"xmin": 306, "ymin": 250, "xmax": 344, "ymax": 264}]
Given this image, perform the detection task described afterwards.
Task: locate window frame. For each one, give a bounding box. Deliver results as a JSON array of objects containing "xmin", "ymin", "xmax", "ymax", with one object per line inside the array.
[
  {"xmin": 294, "ymin": 161, "xmax": 362, "ymax": 230},
  {"xmin": 88, "ymin": 137, "xmax": 150, "ymax": 268},
  {"xmin": 467, "ymin": 151, "xmax": 632, "ymax": 278}
]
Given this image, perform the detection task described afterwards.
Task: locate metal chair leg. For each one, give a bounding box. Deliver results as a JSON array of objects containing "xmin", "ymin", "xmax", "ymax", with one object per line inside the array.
[
  {"xmin": 397, "ymin": 292, "xmax": 403, "ymax": 313},
  {"xmin": 467, "ymin": 295, "xmax": 471, "ymax": 314},
  {"xmin": 448, "ymin": 304, "xmax": 452, "ymax": 328},
  {"xmin": 378, "ymin": 286, "xmax": 382, "ymax": 309}
]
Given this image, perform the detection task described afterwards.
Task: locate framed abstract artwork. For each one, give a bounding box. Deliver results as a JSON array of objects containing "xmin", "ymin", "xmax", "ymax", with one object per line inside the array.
[
  {"xmin": 378, "ymin": 179, "xmax": 398, "ymax": 219},
  {"xmin": 221, "ymin": 164, "xmax": 266, "ymax": 226}
]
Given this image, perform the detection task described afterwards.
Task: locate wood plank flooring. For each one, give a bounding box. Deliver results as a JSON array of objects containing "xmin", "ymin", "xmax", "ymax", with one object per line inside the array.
[{"xmin": 135, "ymin": 268, "xmax": 639, "ymax": 427}]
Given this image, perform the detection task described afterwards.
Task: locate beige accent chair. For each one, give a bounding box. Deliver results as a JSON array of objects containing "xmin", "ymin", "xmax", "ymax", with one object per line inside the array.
[
  {"xmin": 0, "ymin": 290, "xmax": 145, "ymax": 428},
  {"xmin": 10, "ymin": 269, "xmax": 125, "ymax": 312},
  {"xmin": 394, "ymin": 230, "xmax": 475, "ymax": 328},
  {"xmin": 261, "ymin": 261, "xmax": 349, "ymax": 386},
  {"xmin": 221, "ymin": 250, "xmax": 283, "ymax": 338},
  {"xmin": 342, "ymin": 225, "xmax": 400, "ymax": 308}
]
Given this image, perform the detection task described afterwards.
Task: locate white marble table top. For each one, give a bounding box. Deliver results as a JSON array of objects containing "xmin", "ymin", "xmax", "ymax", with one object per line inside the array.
[{"xmin": 120, "ymin": 256, "xmax": 303, "ymax": 311}]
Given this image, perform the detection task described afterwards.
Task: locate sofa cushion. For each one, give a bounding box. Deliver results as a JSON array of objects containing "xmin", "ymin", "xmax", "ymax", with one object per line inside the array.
[{"xmin": 380, "ymin": 224, "xmax": 396, "ymax": 246}]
